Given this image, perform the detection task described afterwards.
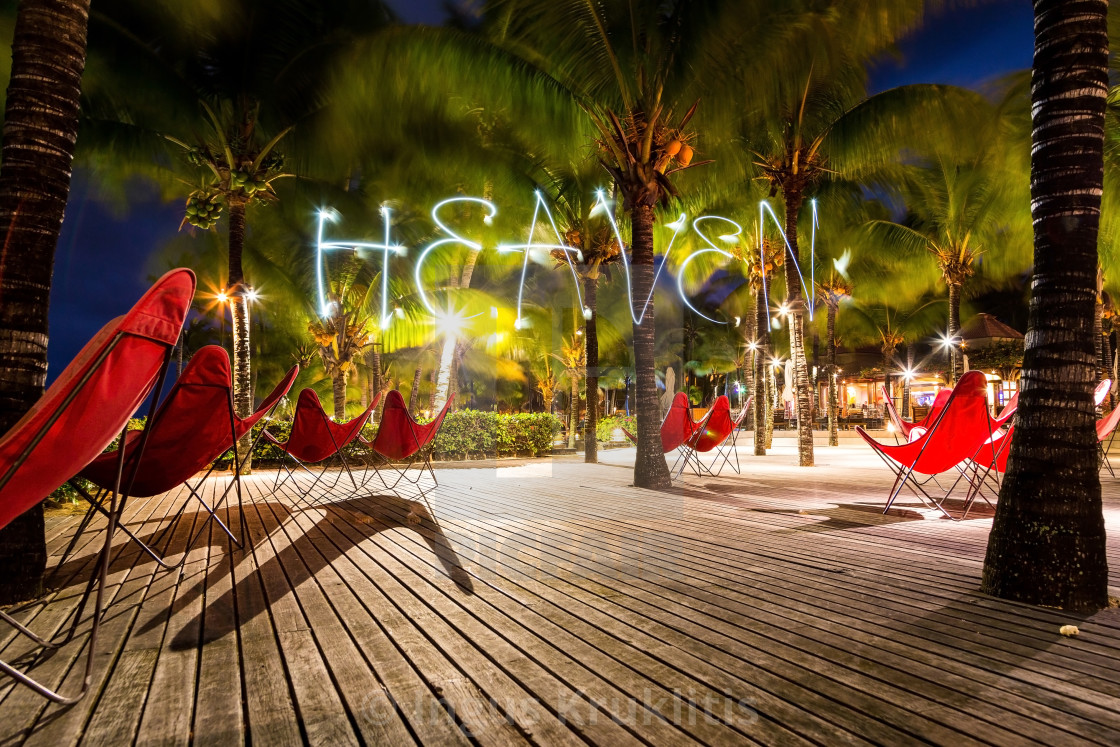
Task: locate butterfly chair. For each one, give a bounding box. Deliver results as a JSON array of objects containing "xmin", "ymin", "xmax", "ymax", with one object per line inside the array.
[
  {"xmin": 0, "ymin": 268, "xmax": 193, "ymax": 702},
  {"xmin": 362, "ymin": 391, "xmax": 454, "ymax": 512},
  {"xmin": 956, "ymin": 425, "xmax": 1016, "ymax": 519},
  {"xmin": 883, "ymin": 386, "xmax": 953, "ymax": 443},
  {"xmin": 265, "ymin": 388, "xmax": 379, "ymax": 505},
  {"xmin": 857, "ymin": 371, "xmax": 998, "ymax": 519},
  {"xmin": 681, "ymin": 396, "xmax": 753, "ymax": 477},
  {"xmin": 1096, "ymin": 402, "xmax": 1120, "ymax": 476},
  {"xmin": 622, "ymin": 392, "xmax": 712, "ymax": 479},
  {"xmin": 67, "ymin": 347, "xmax": 299, "ymax": 569}
]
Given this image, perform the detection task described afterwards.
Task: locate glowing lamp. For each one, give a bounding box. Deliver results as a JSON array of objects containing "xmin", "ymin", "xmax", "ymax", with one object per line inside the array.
[{"xmin": 216, "ymin": 291, "xmax": 228, "ymax": 304}]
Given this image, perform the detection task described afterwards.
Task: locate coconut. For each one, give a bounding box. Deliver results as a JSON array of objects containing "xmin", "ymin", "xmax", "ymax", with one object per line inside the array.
[
  {"xmin": 665, "ymin": 139, "xmax": 682, "ymax": 156},
  {"xmin": 678, "ymin": 144, "xmax": 694, "ymax": 166}
]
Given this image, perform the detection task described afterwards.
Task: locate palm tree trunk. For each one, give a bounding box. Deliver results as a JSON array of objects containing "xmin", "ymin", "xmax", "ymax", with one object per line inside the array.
[
  {"xmin": 584, "ymin": 274, "xmax": 599, "ymax": 463},
  {"xmin": 568, "ymin": 373, "xmax": 578, "ymax": 449},
  {"xmin": 755, "ymin": 291, "xmax": 769, "ymax": 454},
  {"xmin": 408, "ymin": 363, "xmax": 423, "ymax": 414},
  {"xmin": 433, "ymin": 336, "xmax": 456, "ymax": 411},
  {"xmin": 332, "ymin": 369, "xmax": 347, "ymax": 421},
  {"xmin": 982, "ymin": 0, "xmax": 1109, "ymax": 612},
  {"xmin": 765, "ymin": 363, "xmax": 775, "ymax": 448},
  {"xmin": 369, "ymin": 345, "xmax": 382, "ymax": 420},
  {"xmin": 783, "ymin": 190, "xmax": 814, "ymax": 466},
  {"xmin": 1101, "ymin": 321, "xmax": 1113, "ymax": 410},
  {"xmin": 227, "ymin": 199, "xmax": 253, "ymax": 473},
  {"xmin": 902, "ymin": 343, "xmax": 915, "ymax": 419},
  {"xmin": 0, "ymin": 0, "xmax": 91, "ymax": 604},
  {"xmin": 948, "ymin": 281, "xmax": 962, "ymax": 384},
  {"xmin": 827, "ymin": 304, "xmax": 839, "ymax": 446},
  {"xmin": 428, "ymin": 366, "xmax": 437, "ymax": 412},
  {"xmin": 629, "ymin": 203, "xmax": 671, "ymax": 488}
]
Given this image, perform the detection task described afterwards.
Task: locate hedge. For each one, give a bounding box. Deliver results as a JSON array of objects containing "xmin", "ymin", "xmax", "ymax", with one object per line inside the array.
[
  {"xmin": 253, "ymin": 409, "xmax": 563, "ymax": 463},
  {"xmin": 48, "ymin": 411, "xmax": 565, "ymax": 506}
]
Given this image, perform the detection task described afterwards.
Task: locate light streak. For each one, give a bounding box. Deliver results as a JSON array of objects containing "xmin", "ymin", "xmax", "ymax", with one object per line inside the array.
[
  {"xmin": 414, "ymin": 196, "xmax": 497, "ymax": 318},
  {"xmin": 595, "ymin": 189, "xmax": 687, "ymax": 326},
  {"xmin": 315, "ymin": 205, "xmax": 405, "ymax": 327},
  {"xmin": 496, "ymin": 191, "xmax": 588, "ymax": 329},
  {"xmin": 676, "ymin": 215, "xmax": 743, "ymax": 324},
  {"xmin": 757, "ymin": 199, "xmax": 817, "ymax": 328}
]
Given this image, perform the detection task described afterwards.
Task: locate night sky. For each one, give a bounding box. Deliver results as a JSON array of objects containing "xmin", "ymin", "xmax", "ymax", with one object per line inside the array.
[{"xmin": 45, "ymin": 0, "xmax": 1034, "ymax": 381}]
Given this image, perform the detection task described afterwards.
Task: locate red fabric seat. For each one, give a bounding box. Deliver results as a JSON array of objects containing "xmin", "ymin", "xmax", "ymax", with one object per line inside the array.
[
  {"xmin": 858, "ymin": 371, "xmax": 996, "ymax": 518},
  {"xmin": 0, "ymin": 268, "xmax": 194, "ymax": 531},
  {"xmin": 368, "ymin": 390, "xmax": 452, "ymax": 461},
  {"xmin": 622, "ymin": 392, "xmax": 711, "ymax": 479},
  {"xmin": 361, "ymin": 391, "xmax": 454, "ymax": 509},
  {"xmin": 81, "ymin": 347, "xmax": 297, "ymax": 496},
  {"xmin": 679, "ymin": 395, "xmax": 752, "ymax": 477},
  {"xmin": 269, "ymin": 388, "xmax": 378, "ymax": 463},
  {"xmin": 265, "ymin": 388, "xmax": 380, "ymax": 502},
  {"xmin": 0, "ymin": 268, "xmax": 194, "ymax": 704},
  {"xmin": 70, "ymin": 347, "xmax": 297, "ymax": 567}
]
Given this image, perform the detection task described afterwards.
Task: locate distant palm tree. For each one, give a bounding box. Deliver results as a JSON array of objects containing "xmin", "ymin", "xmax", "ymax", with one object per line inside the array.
[
  {"xmin": 815, "ymin": 270, "xmax": 852, "ymax": 446},
  {"xmin": 982, "ymin": 0, "xmax": 1109, "ymax": 612},
  {"xmin": 82, "ymin": 0, "xmax": 394, "ymax": 468},
  {"xmin": 866, "ymin": 158, "xmax": 1011, "ymax": 384},
  {"xmin": 0, "ymin": 0, "xmax": 91, "ymax": 602}
]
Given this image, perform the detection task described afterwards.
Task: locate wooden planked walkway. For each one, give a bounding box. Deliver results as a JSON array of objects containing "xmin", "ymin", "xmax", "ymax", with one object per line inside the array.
[{"xmin": 2, "ymin": 444, "xmax": 1119, "ymax": 746}]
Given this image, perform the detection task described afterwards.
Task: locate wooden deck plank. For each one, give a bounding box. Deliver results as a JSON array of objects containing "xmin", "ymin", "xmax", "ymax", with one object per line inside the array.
[
  {"xmin": 1, "ymin": 445, "xmax": 1119, "ymax": 746},
  {"xmin": 6, "ymin": 485, "xmax": 188, "ymax": 743}
]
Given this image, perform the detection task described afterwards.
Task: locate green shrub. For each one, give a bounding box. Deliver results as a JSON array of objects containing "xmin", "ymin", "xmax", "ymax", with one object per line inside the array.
[
  {"xmin": 429, "ymin": 410, "xmax": 561, "ymax": 459},
  {"xmin": 596, "ymin": 414, "xmax": 636, "ymax": 442}
]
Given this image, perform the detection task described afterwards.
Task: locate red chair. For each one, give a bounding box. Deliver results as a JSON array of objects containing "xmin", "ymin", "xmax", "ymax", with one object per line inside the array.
[
  {"xmin": 362, "ymin": 391, "xmax": 454, "ymax": 509},
  {"xmin": 959, "ymin": 425, "xmax": 1015, "ymax": 518},
  {"xmin": 1096, "ymin": 402, "xmax": 1120, "ymax": 476},
  {"xmin": 265, "ymin": 387, "xmax": 380, "ymax": 503},
  {"xmin": 622, "ymin": 392, "xmax": 712, "ymax": 478},
  {"xmin": 858, "ymin": 371, "xmax": 997, "ymax": 519},
  {"xmin": 681, "ymin": 395, "xmax": 753, "ymax": 476},
  {"xmin": 882, "ymin": 385, "xmax": 952, "ymax": 442},
  {"xmin": 1095, "ymin": 378, "xmax": 1111, "ymax": 407},
  {"xmin": 69, "ymin": 347, "xmax": 298, "ymax": 568},
  {"xmin": 0, "ymin": 268, "xmax": 193, "ymax": 702}
]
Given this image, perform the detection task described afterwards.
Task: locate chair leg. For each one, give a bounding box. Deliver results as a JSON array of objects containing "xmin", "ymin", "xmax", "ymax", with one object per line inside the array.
[{"xmin": 0, "ymin": 443, "xmax": 126, "ymax": 703}]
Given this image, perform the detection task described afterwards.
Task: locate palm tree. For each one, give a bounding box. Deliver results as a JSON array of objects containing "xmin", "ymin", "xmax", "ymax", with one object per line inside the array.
[
  {"xmin": 308, "ymin": 263, "xmax": 376, "ymax": 421},
  {"xmin": 815, "ymin": 269, "xmax": 852, "ymax": 446},
  {"xmin": 982, "ymin": 0, "xmax": 1109, "ymax": 612},
  {"xmin": 0, "ymin": 0, "xmax": 91, "ymax": 602},
  {"xmin": 553, "ymin": 334, "xmax": 586, "ymax": 449},
  {"xmin": 81, "ymin": 0, "xmax": 393, "ymax": 468},
  {"xmin": 552, "ymin": 217, "xmax": 622, "ymax": 462},
  {"xmin": 866, "ymin": 157, "xmax": 1013, "ymax": 384}
]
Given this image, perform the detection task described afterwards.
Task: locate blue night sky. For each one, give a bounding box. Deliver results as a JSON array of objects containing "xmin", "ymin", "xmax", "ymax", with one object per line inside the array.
[{"xmin": 45, "ymin": 0, "xmax": 1034, "ymax": 380}]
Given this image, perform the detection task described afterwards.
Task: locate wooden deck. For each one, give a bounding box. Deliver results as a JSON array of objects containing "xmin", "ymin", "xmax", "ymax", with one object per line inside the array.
[{"xmin": 2, "ymin": 443, "xmax": 1120, "ymax": 746}]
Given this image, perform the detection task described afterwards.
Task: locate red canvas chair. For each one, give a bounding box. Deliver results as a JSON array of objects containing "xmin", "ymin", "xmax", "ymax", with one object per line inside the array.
[
  {"xmin": 883, "ymin": 385, "xmax": 953, "ymax": 443},
  {"xmin": 1095, "ymin": 378, "xmax": 1111, "ymax": 408},
  {"xmin": 681, "ymin": 396, "xmax": 753, "ymax": 476},
  {"xmin": 0, "ymin": 268, "xmax": 193, "ymax": 702},
  {"xmin": 1096, "ymin": 402, "xmax": 1120, "ymax": 476},
  {"xmin": 958, "ymin": 425, "xmax": 1015, "ymax": 519},
  {"xmin": 69, "ymin": 347, "xmax": 298, "ymax": 568},
  {"xmin": 622, "ymin": 392, "xmax": 712, "ymax": 478},
  {"xmin": 265, "ymin": 388, "xmax": 379, "ymax": 503},
  {"xmin": 993, "ymin": 390, "xmax": 1018, "ymax": 426},
  {"xmin": 362, "ymin": 391, "xmax": 454, "ymax": 509},
  {"xmin": 857, "ymin": 371, "xmax": 997, "ymax": 519}
]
